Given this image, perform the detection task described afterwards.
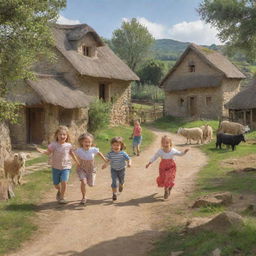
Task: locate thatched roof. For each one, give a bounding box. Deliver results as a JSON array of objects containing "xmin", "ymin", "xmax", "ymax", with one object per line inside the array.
[
  {"xmin": 164, "ymin": 74, "xmax": 223, "ymax": 92},
  {"xmin": 160, "ymin": 43, "xmax": 245, "ymax": 90},
  {"xmin": 52, "ymin": 24, "xmax": 139, "ymax": 81},
  {"xmin": 25, "ymin": 75, "xmax": 93, "ymax": 109},
  {"xmin": 225, "ymin": 80, "xmax": 256, "ymax": 110}
]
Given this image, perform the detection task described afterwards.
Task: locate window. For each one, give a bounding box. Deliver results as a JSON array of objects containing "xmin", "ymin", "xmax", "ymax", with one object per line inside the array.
[
  {"xmin": 99, "ymin": 84, "xmax": 106, "ymax": 101},
  {"xmin": 189, "ymin": 64, "xmax": 195, "ymax": 72},
  {"xmin": 179, "ymin": 98, "xmax": 185, "ymax": 107},
  {"xmin": 206, "ymin": 96, "xmax": 212, "ymax": 106},
  {"xmin": 82, "ymin": 45, "xmax": 91, "ymax": 57}
]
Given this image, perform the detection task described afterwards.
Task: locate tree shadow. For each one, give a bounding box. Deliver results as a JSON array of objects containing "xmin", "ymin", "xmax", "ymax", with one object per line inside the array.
[{"xmin": 50, "ymin": 230, "xmax": 165, "ymax": 256}]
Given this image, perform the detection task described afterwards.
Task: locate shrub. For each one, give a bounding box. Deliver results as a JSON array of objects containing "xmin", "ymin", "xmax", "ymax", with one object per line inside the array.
[{"xmin": 88, "ymin": 99, "xmax": 111, "ymax": 133}]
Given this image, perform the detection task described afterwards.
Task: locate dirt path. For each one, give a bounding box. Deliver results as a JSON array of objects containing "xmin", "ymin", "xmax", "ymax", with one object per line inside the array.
[{"xmin": 8, "ymin": 129, "xmax": 207, "ymax": 256}]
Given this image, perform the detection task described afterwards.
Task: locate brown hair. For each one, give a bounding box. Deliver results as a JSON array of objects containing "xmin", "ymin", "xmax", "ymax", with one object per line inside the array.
[
  {"xmin": 161, "ymin": 135, "xmax": 173, "ymax": 148},
  {"xmin": 54, "ymin": 126, "xmax": 71, "ymax": 143},
  {"xmin": 78, "ymin": 132, "xmax": 94, "ymax": 147},
  {"xmin": 110, "ymin": 136, "xmax": 126, "ymax": 150}
]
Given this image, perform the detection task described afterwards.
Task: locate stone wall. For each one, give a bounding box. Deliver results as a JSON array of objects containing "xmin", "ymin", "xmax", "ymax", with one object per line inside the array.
[
  {"xmin": 165, "ymin": 87, "xmax": 223, "ymax": 119},
  {"xmin": 0, "ymin": 123, "xmax": 11, "ymax": 175}
]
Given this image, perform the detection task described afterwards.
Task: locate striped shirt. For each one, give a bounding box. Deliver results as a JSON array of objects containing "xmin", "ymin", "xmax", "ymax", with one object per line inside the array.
[{"xmin": 106, "ymin": 151, "xmax": 130, "ymax": 170}]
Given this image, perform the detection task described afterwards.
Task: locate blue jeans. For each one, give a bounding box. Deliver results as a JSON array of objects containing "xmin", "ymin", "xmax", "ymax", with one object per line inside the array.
[
  {"xmin": 111, "ymin": 168, "xmax": 125, "ymax": 188},
  {"xmin": 133, "ymin": 136, "xmax": 142, "ymax": 146},
  {"xmin": 52, "ymin": 168, "xmax": 70, "ymax": 185}
]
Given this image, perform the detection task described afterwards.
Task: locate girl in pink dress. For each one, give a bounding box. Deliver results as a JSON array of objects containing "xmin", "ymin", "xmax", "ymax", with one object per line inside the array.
[
  {"xmin": 146, "ymin": 135, "xmax": 189, "ymax": 199},
  {"xmin": 131, "ymin": 120, "xmax": 142, "ymax": 156}
]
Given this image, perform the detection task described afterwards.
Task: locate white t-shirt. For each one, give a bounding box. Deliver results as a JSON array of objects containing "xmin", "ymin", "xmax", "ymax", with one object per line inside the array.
[
  {"xmin": 75, "ymin": 147, "xmax": 99, "ymax": 160},
  {"xmin": 150, "ymin": 148, "xmax": 184, "ymax": 163}
]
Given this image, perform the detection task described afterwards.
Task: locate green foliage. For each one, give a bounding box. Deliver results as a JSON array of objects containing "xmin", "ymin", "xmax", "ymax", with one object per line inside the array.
[
  {"xmin": 137, "ymin": 59, "xmax": 167, "ymax": 86},
  {"xmin": 111, "ymin": 18, "xmax": 154, "ymax": 71},
  {"xmin": 199, "ymin": 0, "xmax": 256, "ymax": 61},
  {"xmin": 131, "ymin": 83, "xmax": 164, "ymax": 103},
  {"xmin": 0, "ymin": 99, "xmax": 20, "ymax": 124},
  {"xmin": 88, "ymin": 99, "xmax": 111, "ymax": 133}
]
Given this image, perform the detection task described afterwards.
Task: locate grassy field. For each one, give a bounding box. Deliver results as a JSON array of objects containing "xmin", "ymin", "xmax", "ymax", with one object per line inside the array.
[
  {"xmin": 149, "ymin": 116, "xmax": 256, "ymax": 256},
  {"xmin": 0, "ymin": 125, "xmax": 155, "ymax": 255}
]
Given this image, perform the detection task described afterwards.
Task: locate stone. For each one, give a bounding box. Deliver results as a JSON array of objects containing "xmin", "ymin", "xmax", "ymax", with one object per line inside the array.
[
  {"xmin": 187, "ymin": 211, "xmax": 244, "ymax": 233},
  {"xmin": 212, "ymin": 248, "xmax": 221, "ymax": 256},
  {"xmin": 192, "ymin": 192, "xmax": 232, "ymax": 208},
  {"xmin": 170, "ymin": 251, "xmax": 184, "ymax": 256},
  {"xmin": 242, "ymin": 167, "xmax": 256, "ymax": 172}
]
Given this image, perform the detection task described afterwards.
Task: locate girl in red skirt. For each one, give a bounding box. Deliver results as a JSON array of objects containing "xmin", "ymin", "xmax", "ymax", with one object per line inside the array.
[{"xmin": 146, "ymin": 135, "xmax": 189, "ymax": 199}]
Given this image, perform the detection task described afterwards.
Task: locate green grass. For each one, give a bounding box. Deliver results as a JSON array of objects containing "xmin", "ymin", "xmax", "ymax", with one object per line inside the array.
[
  {"xmin": 0, "ymin": 125, "xmax": 155, "ymax": 255},
  {"xmin": 149, "ymin": 116, "xmax": 256, "ymax": 256}
]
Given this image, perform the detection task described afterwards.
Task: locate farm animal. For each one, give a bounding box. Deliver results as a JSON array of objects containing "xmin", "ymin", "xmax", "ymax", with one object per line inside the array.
[
  {"xmin": 200, "ymin": 124, "xmax": 213, "ymax": 143},
  {"xmin": 216, "ymin": 133, "xmax": 246, "ymax": 151},
  {"xmin": 218, "ymin": 121, "xmax": 250, "ymax": 135},
  {"xmin": 177, "ymin": 127, "xmax": 203, "ymax": 144},
  {"xmin": 4, "ymin": 153, "xmax": 28, "ymax": 185}
]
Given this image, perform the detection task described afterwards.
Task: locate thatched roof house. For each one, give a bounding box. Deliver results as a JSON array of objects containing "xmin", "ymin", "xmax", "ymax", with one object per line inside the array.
[
  {"xmin": 9, "ymin": 23, "xmax": 138, "ymax": 147},
  {"xmin": 160, "ymin": 43, "xmax": 245, "ymax": 119},
  {"xmin": 225, "ymin": 80, "xmax": 256, "ymax": 129}
]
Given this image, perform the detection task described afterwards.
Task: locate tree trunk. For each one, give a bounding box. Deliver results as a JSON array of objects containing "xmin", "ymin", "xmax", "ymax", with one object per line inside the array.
[{"xmin": 0, "ymin": 178, "xmax": 15, "ymax": 201}]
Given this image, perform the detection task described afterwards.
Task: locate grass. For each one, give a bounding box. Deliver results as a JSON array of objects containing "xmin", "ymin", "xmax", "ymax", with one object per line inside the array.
[
  {"xmin": 149, "ymin": 116, "xmax": 256, "ymax": 256},
  {"xmin": 0, "ymin": 125, "xmax": 155, "ymax": 255}
]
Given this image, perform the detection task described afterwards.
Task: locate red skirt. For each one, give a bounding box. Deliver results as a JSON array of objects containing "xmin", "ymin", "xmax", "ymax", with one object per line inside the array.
[{"xmin": 156, "ymin": 159, "xmax": 176, "ymax": 188}]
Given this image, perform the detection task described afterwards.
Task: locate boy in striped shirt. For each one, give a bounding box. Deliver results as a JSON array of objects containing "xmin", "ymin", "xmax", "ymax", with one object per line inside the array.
[{"xmin": 102, "ymin": 137, "xmax": 131, "ymax": 201}]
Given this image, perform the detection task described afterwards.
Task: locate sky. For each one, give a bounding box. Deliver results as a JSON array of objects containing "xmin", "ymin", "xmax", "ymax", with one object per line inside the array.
[{"xmin": 58, "ymin": 0, "xmax": 221, "ymax": 45}]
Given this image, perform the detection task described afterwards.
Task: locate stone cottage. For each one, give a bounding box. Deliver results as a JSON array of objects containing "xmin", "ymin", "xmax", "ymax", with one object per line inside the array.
[
  {"xmin": 225, "ymin": 79, "xmax": 256, "ymax": 129},
  {"xmin": 160, "ymin": 43, "xmax": 245, "ymax": 119},
  {"xmin": 8, "ymin": 24, "xmax": 139, "ymax": 147}
]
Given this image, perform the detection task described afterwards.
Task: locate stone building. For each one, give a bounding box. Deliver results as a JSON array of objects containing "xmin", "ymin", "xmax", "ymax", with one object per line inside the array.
[
  {"xmin": 225, "ymin": 79, "xmax": 256, "ymax": 129},
  {"xmin": 8, "ymin": 24, "xmax": 138, "ymax": 147},
  {"xmin": 160, "ymin": 43, "xmax": 245, "ymax": 119}
]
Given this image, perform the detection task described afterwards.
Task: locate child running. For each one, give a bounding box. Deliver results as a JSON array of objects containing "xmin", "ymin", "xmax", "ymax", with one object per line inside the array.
[
  {"xmin": 102, "ymin": 137, "xmax": 131, "ymax": 201},
  {"xmin": 131, "ymin": 120, "xmax": 142, "ymax": 156},
  {"xmin": 146, "ymin": 135, "xmax": 189, "ymax": 199},
  {"xmin": 75, "ymin": 133, "xmax": 107, "ymax": 205},
  {"xmin": 36, "ymin": 126, "xmax": 80, "ymax": 204}
]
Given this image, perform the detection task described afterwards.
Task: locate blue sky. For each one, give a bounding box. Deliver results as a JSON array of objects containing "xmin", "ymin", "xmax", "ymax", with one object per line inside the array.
[{"xmin": 58, "ymin": 0, "xmax": 221, "ymax": 45}]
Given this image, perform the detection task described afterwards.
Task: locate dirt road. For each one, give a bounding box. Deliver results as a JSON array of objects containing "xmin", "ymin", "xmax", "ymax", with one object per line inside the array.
[{"xmin": 9, "ymin": 129, "xmax": 207, "ymax": 256}]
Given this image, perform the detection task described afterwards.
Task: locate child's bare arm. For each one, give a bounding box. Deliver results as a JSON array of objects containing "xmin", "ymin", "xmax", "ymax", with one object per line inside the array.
[
  {"xmin": 102, "ymin": 159, "xmax": 110, "ymax": 169},
  {"xmin": 70, "ymin": 151, "xmax": 81, "ymax": 166},
  {"xmin": 35, "ymin": 146, "xmax": 51, "ymax": 155},
  {"xmin": 97, "ymin": 152, "xmax": 108, "ymax": 162},
  {"xmin": 127, "ymin": 159, "xmax": 132, "ymax": 167},
  {"xmin": 145, "ymin": 161, "xmax": 152, "ymax": 168}
]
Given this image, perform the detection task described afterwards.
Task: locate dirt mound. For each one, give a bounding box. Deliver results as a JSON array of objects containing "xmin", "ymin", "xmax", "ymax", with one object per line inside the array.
[{"xmin": 221, "ymin": 154, "xmax": 256, "ymax": 171}]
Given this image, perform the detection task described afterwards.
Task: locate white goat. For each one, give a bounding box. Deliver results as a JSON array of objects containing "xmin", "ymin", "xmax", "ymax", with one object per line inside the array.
[
  {"xmin": 201, "ymin": 124, "xmax": 213, "ymax": 143},
  {"xmin": 218, "ymin": 121, "xmax": 250, "ymax": 135}
]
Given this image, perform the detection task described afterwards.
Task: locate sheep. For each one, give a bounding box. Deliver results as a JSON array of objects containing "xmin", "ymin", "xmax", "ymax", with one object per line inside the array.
[
  {"xmin": 4, "ymin": 153, "xmax": 28, "ymax": 185},
  {"xmin": 218, "ymin": 121, "xmax": 249, "ymax": 135},
  {"xmin": 177, "ymin": 127, "xmax": 203, "ymax": 144},
  {"xmin": 201, "ymin": 124, "xmax": 213, "ymax": 143},
  {"xmin": 216, "ymin": 133, "xmax": 246, "ymax": 151}
]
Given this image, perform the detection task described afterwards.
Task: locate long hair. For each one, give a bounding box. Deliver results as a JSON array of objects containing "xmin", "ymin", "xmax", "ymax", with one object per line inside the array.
[
  {"xmin": 78, "ymin": 132, "xmax": 94, "ymax": 147},
  {"xmin": 54, "ymin": 126, "xmax": 71, "ymax": 143},
  {"xmin": 110, "ymin": 136, "xmax": 126, "ymax": 150},
  {"xmin": 161, "ymin": 135, "xmax": 173, "ymax": 148}
]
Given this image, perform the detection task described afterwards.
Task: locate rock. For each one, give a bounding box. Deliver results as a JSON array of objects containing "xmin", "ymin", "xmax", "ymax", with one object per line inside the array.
[
  {"xmin": 212, "ymin": 248, "xmax": 221, "ymax": 256},
  {"xmin": 170, "ymin": 251, "xmax": 184, "ymax": 256},
  {"xmin": 242, "ymin": 167, "xmax": 256, "ymax": 172},
  {"xmin": 187, "ymin": 211, "xmax": 244, "ymax": 233},
  {"xmin": 192, "ymin": 192, "xmax": 232, "ymax": 208}
]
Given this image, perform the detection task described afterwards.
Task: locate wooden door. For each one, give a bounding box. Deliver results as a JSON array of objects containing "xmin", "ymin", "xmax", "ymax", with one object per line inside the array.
[
  {"xmin": 27, "ymin": 108, "xmax": 44, "ymax": 144},
  {"xmin": 99, "ymin": 84, "xmax": 106, "ymax": 101},
  {"xmin": 189, "ymin": 97, "xmax": 197, "ymax": 116}
]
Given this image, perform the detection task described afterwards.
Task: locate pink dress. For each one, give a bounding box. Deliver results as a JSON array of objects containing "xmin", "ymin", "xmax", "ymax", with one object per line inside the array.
[{"xmin": 150, "ymin": 148, "xmax": 185, "ymax": 188}]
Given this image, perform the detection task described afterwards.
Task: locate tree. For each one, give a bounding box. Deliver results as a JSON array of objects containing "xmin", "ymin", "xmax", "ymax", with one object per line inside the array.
[
  {"xmin": 137, "ymin": 59, "xmax": 166, "ymax": 86},
  {"xmin": 0, "ymin": 0, "xmax": 66, "ymax": 122},
  {"xmin": 198, "ymin": 0, "xmax": 256, "ymax": 61},
  {"xmin": 111, "ymin": 18, "xmax": 154, "ymax": 71}
]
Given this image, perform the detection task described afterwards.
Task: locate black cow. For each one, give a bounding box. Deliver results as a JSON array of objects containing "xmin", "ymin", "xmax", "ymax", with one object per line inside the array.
[{"xmin": 216, "ymin": 133, "xmax": 246, "ymax": 151}]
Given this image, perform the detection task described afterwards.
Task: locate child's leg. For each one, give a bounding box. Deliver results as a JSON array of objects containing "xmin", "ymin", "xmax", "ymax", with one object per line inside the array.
[
  {"xmin": 117, "ymin": 169, "xmax": 125, "ymax": 192},
  {"xmin": 60, "ymin": 181, "xmax": 67, "ymax": 199},
  {"xmin": 52, "ymin": 168, "xmax": 61, "ymax": 200},
  {"xmin": 59, "ymin": 169, "xmax": 70, "ymax": 199},
  {"xmin": 111, "ymin": 169, "xmax": 118, "ymax": 200},
  {"xmin": 80, "ymin": 179, "xmax": 87, "ymax": 199}
]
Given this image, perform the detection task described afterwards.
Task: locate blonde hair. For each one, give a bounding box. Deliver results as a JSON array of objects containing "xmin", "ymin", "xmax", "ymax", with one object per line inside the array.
[
  {"xmin": 78, "ymin": 132, "xmax": 94, "ymax": 147},
  {"xmin": 54, "ymin": 126, "xmax": 70, "ymax": 143},
  {"xmin": 110, "ymin": 136, "xmax": 126, "ymax": 150},
  {"xmin": 161, "ymin": 135, "xmax": 173, "ymax": 148}
]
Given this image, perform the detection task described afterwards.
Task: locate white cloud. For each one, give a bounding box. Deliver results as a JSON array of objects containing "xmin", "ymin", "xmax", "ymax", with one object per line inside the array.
[
  {"xmin": 57, "ymin": 15, "xmax": 81, "ymax": 25},
  {"xmin": 123, "ymin": 17, "xmax": 222, "ymax": 45}
]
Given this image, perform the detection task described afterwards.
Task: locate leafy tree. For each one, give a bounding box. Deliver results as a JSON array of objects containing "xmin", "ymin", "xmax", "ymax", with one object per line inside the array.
[
  {"xmin": 199, "ymin": 0, "xmax": 256, "ymax": 61},
  {"xmin": 138, "ymin": 59, "xmax": 167, "ymax": 86},
  {"xmin": 0, "ymin": 0, "xmax": 66, "ymax": 122},
  {"xmin": 111, "ymin": 18, "xmax": 154, "ymax": 71}
]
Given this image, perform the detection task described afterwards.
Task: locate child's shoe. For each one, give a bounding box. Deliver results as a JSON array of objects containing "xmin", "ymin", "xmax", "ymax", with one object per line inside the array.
[
  {"xmin": 112, "ymin": 193, "xmax": 117, "ymax": 201},
  {"xmin": 164, "ymin": 189, "xmax": 169, "ymax": 199},
  {"xmin": 80, "ymin": 198, "xmax": 87, "ymax": 205},
  {"xmin": 59, "ymin": 198, "xmax": 68, "ymax": 204},
  {"xmin": 56, "ymin": 191, "xmax": 61, "ymax": 201}
]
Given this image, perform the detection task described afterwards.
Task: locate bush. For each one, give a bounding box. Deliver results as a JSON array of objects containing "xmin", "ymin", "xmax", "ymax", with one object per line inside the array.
[{"xmin": 88, "ymin": 99, "xmax": 111, "ymax": 133}]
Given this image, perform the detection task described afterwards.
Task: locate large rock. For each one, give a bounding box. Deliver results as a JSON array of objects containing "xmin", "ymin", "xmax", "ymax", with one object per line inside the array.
[
  {"xmin": 192, "ymin": 192, "xmax": 232, "ymax": 208},
  {"xmin": 0, "ymin": 122, "xmax": 11, "ymax": 172},
  {"xmin": 187, "ymin": 211, "xmax": 244, "ymax": 233}
]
